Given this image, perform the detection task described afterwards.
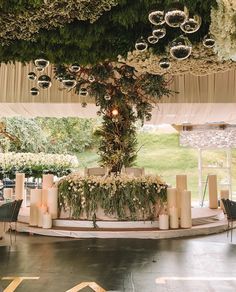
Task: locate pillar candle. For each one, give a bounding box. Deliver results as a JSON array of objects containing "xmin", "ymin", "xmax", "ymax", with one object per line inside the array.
[
  {"xmin": 208, "ymin": 174, "xmax": 218, "ymax": 209},
  {"xmin": 42, "ymin": 189, "xmax": 48, "ymax": 206},
  {"xmin": 15, "ymin": 173, "xmax": 25, "ymax": 200},
  {"xmin": 220, "ymin": 189, "xmax": 229, "ymax": 212},
  {"xmin": 180, "ymin": 190, "xmax": 192, "ymax": 229},
  {"xmin": 38, "ymin": 205, "xmax": 48, "ymax": 227},
  {"xmin": 176, "ymin": 175, "xmax": 187, "ymax": 217},
  {"xmin": 47, "ymin": 187, "xmax": 58, "ymax": 219},
  {"xmin": 42, "ymin": 174, "xmax": 54, "ymax": 189},
  {"xmin": 159, "ymin": 214, "xmax": 169, "ymax": 230},
  {"xmin": 167, "ymin": 187, "xmax": 177, "ymax": 209},
  {"xmin": 29, "ymin": 189, "xmax": 42, "ymax": 226},
  {"xmin": 42, "ymin": 213, "xmax": 52, "ymax": 229},
  {"xmin": 169, "ymin": 207, "xmax": 179, "ymax": 229},
  {"xmin": 3, "ymin": 188, "xmax": 13, "ymax": 200}
]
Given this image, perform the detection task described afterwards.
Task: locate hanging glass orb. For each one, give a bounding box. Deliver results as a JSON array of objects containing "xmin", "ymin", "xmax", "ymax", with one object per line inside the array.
[
  {"xmin": 34, "ymin": 59, "xmax": 50, "ymax": 69},
  {"xmin": 104, "ymin": 94, "xmax": 111, "ymax": 101},
  {"xmin": 28, "ymin": 72, "xmax": 36, "ymax": 81},
  {"xmin": 36, "ymin": 66, "xmax": 44, "ymax": 72},
  {"xmin": 30, "ymin": 87, "xmax": 39, "ymax": 96},
  {"xmin": 88, "ymin": 75, "xmax": 95, "ymax": 83},
  {"xmin": 81, "ymin": 102, "xmax": 87, "ymax": 108},
  {"xmin": 62, "ymin": 76, "xmax": 77, "ymax": 89},
  {"xmin": 203, "ymin": 34, "xmax": 215, "ymax": 48},
  {"xmin": 69, "ymin": 63, "xmax": 80, "ymax": 73},
  {"xmin": 152, "ymin": 27, "xmax": 166, "ymax": 39},
  {"xmin": 135, "ymin": 37, "xmax": 148, "ymax": 52},
  {"xmin": 37, "ymin": 75, "xmax": 52, "ymax": 89},
  {"xmin": 159, "ymin": 57, "xmax": 171, "ymax": 70},
  {"xmin": 147, "ymin": 36, "xmax": 159, "ymax": 45},
  {"xmin": 148, "ymin": 11, "xmax": 165, "ymax": 26},
  {"xmin": 170, "ymin": 35, "xmax": 192, "ymax": 60},
  {"xmin": 165, "ymin": 6, "xmax": 187, "ymax": 27},
  {"xmin": 180, "ymin": 15, "xmax": 201, "ymax": 33},
  {"xmin": 79, "ymin": 87, "xmax": 88, "ymax": 96}
]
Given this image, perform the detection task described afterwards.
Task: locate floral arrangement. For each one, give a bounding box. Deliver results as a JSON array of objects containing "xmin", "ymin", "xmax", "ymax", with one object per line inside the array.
[
  {"xmin": 0, "ymin": 0, "xmax": 117, "ymax": 45},
  {"xmin": 210, "ymin": 0, "xmax": 236, "ymax": 61},
  {"xmin": 119, "ymin": 44, "xmax": 236, "ymax": 76},
  {"xmin": 0, "ymin": 152, "xmax": 79, "ymax": 179},
  {"xmin": 58, "ymin": 173, "xmax": 167, "ymax": 223}
]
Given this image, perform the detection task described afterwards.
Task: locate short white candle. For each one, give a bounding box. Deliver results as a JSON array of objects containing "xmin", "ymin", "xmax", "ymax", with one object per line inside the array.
[
  {"xmin": 42, "ymin": 213, "xmax": 52, "ymax": 229},
  {"xmin": 159, "ymin": 214, "xmax": 169, "ymax": 230},
  {"xmin": 3, "ymin": 188, "xmax": 13, "ymax": 200},
  {"xmin": 38, "ymin": 205, "xmax": 48, "ymax": 228}
]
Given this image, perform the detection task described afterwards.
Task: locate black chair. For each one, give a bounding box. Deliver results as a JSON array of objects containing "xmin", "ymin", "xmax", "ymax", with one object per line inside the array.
[
  {"xmin": 221, "ymin": 198, "xmax": 236, "ymax": 242},
  {"xmin": 0, "ymin": 199, "xmax": 23, "ymax": 244}
]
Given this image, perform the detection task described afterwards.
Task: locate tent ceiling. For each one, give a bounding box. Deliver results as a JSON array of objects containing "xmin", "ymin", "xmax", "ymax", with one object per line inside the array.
[{"xmin": 0, "ymin": 62, "xmax": 236, "ymax": 124}]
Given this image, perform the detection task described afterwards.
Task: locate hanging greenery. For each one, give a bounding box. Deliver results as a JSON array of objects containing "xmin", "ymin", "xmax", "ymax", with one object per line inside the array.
[
  {"xmin": 53, "ymin": 62, "xmax": 172, "ymax": 172},
  {"xmin": 58, "ymin": 173, "xmax": 167, "ymax": 221},
  {"xmin": 0, "ymin": 0, "xmax": 217, "ymax": 64}
]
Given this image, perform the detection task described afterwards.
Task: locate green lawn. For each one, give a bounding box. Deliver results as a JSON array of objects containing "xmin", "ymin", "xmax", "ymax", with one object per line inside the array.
[{"xmin": 77, "ymin": 132, "xmax": 236, "ymax": 200}]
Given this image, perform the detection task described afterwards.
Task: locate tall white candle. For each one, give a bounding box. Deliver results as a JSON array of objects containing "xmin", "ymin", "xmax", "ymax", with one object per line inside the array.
[
  {"xmin": 169, "ymin": 207, "xmax": 179, "ymax": 229},
  {"xmin": 38, "ymin": 205, "xmax": 48, "ymax": 227},
  {"xmin": 180, "ymin": 190, "xmax": 192, "ymax": 228},
  {"xmin": 159, "ymin": 214, "xmax": 169, "ymax": 230},
  {"xmin": 47, "ymin": 187, "xmax": 58, "ymax": 219},
  {"xmin": 208, "ymin": 174, "xmax": 218, "ymax": 209},
  {"xmin": 176, "ymin": 174, "xmax": 187, "ymax": 217},
  {"xmin": 42, "ymin": 189, "xmax": 48, "ymax": 206},
  {"xmin": 29, "ymin": 189, "xmax": 42, "ymax": 226},
  {"xmin": 167, "ymin": 187, "xmax": 177, "ymax": 209},
  {"xmin": 3, "ymin": 188, "xmax": 13, "ymax": 200},
  {"xmin": 42, "ymin": 174, "xmax": 54, "ymax": 189},
  {"xmin": 42, "ymin": 213, "xmax": 52, "ymax": 229},
  {"xmin": 15, "ymin": 173, "xmax": 25, "ymax": 200}
]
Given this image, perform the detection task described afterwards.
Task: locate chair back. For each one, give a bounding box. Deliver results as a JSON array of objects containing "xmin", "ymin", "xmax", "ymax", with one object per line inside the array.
[
  {"xmin": 221, "ymin": 198, "xmax": 236, "ymax": 220},
  {"xmin": 122, "ymin": 167, "xmax": 145, "ymax": 177},
  {"xmin": 0, "ymin": 201, "xmax": 16, "ymax": 222},
  {"xmin": 12, "ymin": 199, "xmax": 23, "ymax": 222},
  {"xmin": 84, "ymin": 167, "xmax": 108, "ymax": 177}
]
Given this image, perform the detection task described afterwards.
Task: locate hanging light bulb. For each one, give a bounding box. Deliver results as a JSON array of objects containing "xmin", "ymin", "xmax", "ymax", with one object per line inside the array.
[
  {"xmin": 104, "ymin": 94, "xmax": 111, "ymax": 101},
  {"xmin": 62, "ymin": 76, "xmax": 77, "ymax": 89},
  {"xmin": 28, "ymin": 72, "xmax": 37, "ymax": 81},
  {"xmin": 148, "ymin": 11, "xmax": 165, "ymax": 26},
  {"xmin": 147, "ymin": 35, "xmax": 159, "ymax": 44},
  {"xmin": 37, "ymin": 75, "xmax": 52, "ymax": 89},
  {"xmin": 203, "ymin": 34, "xmax": 215, "ymax": 48},
  {"xmin": 180, "ymin": 15, "xmax": 201, "ymax": 33},
  {"xmin": 159, "ymin": 57, "xmax": 171, "ymax": 70},
  {"xmin": 36, "ymin": 66, "xmax": 44, "ymax": 72},
  {"xmin": 152, "ymin": 27, "xmax": 166, "ymax": 39},
  {"xmin": 170, "ymin": 35, "xmax": 192, "ymax": 60},
  {"xmin": 69, "ymin": 63, "xmax": 81, "ymax": 73},
  {"xmin": 79, "ymin": 87, "xmax": 88, "ymax": 96},
  {"xmin": 34, "ymin": 59, "xmax": 50, "ymax": 69},
  {"xmin": 81, "ymin": 102, "xmax": 87, "ymax": 108},
  {"xmin": 165, "ymin": 4, "xmax": 188, "ymax": 27},
  {"xmin": 111, "ymin": 109, "xmax": 119, "ymax": 116},
  {"xmin": 135, "ymin": 37, "xmax": 148, "ymax": 52},
  {"xmin": 30, "ymin": 87, "xmax": 39, "ymax": 96}
]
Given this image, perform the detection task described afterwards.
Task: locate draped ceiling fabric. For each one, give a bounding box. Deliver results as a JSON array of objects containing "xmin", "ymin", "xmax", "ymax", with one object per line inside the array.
[{"xmin": 0, "ymin": 62, "xmax": 236, "ymax": 124}]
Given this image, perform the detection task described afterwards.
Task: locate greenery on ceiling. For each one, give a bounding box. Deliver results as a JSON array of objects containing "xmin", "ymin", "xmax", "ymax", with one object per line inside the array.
[{"xmin": 0, "ymin": 0, "xmax": 217, "ymax": 65}]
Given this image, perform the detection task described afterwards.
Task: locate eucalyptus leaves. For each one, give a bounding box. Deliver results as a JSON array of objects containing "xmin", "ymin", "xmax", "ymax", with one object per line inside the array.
[{"xmin": 58, "ymin": 173, "xmax": 167, "ymax": 221}]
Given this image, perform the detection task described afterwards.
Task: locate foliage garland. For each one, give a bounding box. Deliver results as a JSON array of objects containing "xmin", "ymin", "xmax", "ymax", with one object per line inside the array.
[
  {"xmin": 0, "ymin": 0, "xmax": 217, "ymax": 64},
  {"xmin": 54, "ymin": 62, "xmax": 172, "ymax": 172},
  {"xmin": 58, "ymin": 173, "xmax": 167, "ymax": 221}
]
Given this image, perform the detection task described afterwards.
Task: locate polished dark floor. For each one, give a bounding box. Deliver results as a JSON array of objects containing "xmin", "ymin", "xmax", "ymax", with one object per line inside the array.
[{"xmin": 0, "ymin": 233, "xmax": 236, "ymax": 292}]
